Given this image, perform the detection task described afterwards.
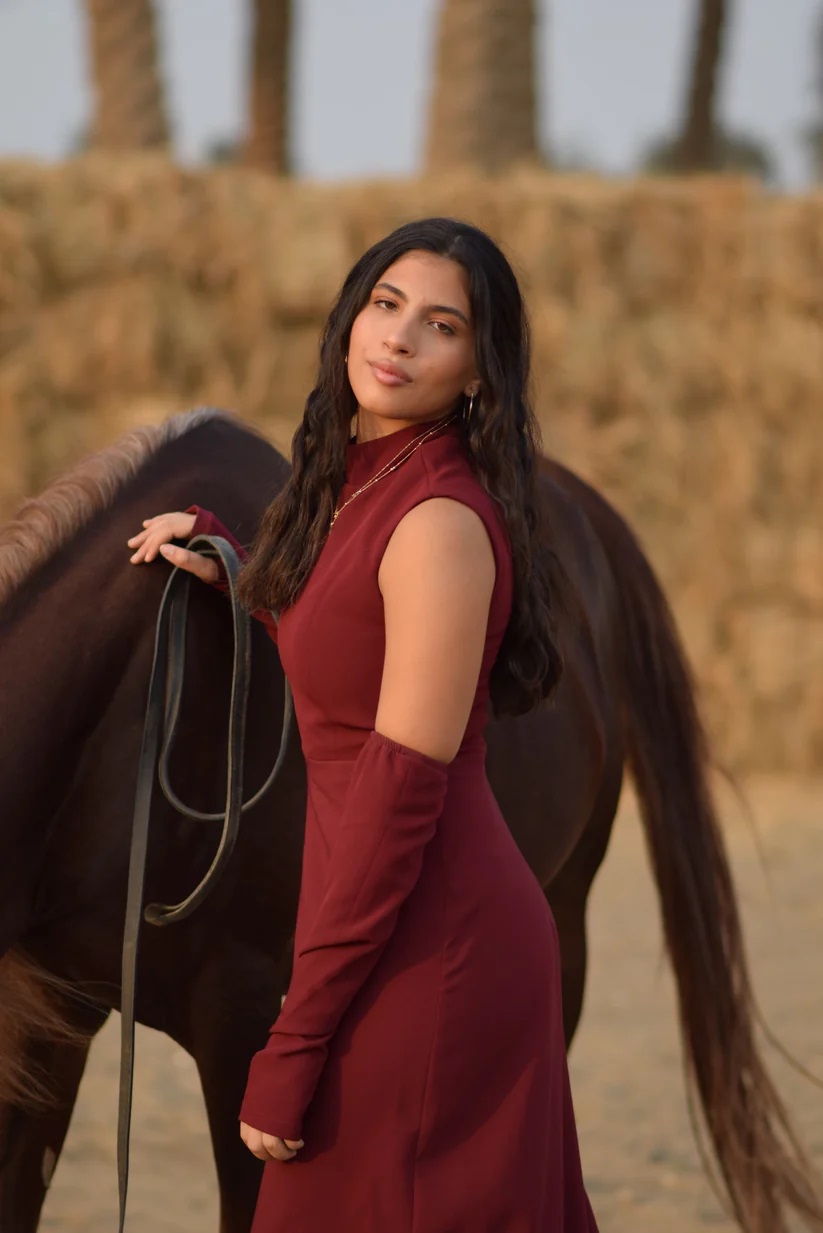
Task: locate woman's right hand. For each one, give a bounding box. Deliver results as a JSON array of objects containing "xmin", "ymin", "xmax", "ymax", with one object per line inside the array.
[{"xmin": 127, "ymin": 512, "xmax": 219, "ymax": 583}]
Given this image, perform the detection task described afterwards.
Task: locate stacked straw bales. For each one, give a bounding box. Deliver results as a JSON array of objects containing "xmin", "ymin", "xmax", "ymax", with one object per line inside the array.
[{"xmin": 0, "ymin": 155, "xmax": 820, "ymax": 772}]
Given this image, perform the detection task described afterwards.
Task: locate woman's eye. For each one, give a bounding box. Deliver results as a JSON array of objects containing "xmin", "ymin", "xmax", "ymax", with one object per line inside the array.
[{"xmin": 372, "ymin": 299, "xmax": 454, "ymax": 336}]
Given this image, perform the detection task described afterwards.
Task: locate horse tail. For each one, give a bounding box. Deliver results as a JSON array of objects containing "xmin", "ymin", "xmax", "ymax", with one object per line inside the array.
[
  {"xmin": 0, "ymin": 949, "xmax": 91, "ymax": 1109},
  {"xmin": 562, "ymin": 469, "xmax": 823, "ymax": 1233}
]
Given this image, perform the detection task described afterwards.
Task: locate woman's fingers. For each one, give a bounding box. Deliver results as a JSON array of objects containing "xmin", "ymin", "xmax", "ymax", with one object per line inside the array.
[
  {"xmin": 127, "ymin": 530, "xmax": 153, "ymax": 558},
  {"xmin": 240, "ymin": 1124, "xmax": 303, "ymax": 1163},
  {"xmin": 240, "ymin": 1123, "xmax": 267, "ymax": 1159},
  {"xmin": 128, "ymin": 517, "xmax": 165, "ymax": 545},
  {"xmin": 128, "ymin": 532, "xmax": 167, "ymax": 564},
  {"xmin": 242, "ymin": 1136, "xmax": 271, "ymax": 1162},
  {"xmin": 129, "ymin": 515, "xmax": 187, "ymax": 539},
  {"xmin": 128, "ymin": 514, "xmax": 198, "ymax": 564},
  {"xmin": 127, "ymin": 524, "xmax": 169, "ymax": 562},
  {"xmin": 261, "ymin": 1134, "xmax": 297, "ymax": 1161},
  {"xmin": 158, "ymin": 543, "xmax": 219, "ymax": 582},
  {"xmin": 128, "ymin": 537, "xmax": 152, "ymax": 564},
  {"xmin": 128, "ymin": 534, "xmax": 217, "ymax": 578}
]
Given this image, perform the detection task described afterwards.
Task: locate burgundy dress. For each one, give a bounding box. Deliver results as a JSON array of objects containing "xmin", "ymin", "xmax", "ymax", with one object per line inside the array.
[{"xmin": 188, "ymin": 416, "xmax": 598, "ymax": 1232}]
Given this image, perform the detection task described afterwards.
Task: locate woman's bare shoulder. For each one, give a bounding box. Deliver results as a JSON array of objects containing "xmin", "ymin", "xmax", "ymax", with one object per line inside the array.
[{"xmin": 379, "ymin": 496, "xmax": 495, "ymax": 593}]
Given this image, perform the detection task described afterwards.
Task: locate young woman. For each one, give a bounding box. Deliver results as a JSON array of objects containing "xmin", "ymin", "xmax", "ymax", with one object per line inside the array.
[{"xmin": 127, "ymin": 217, "xmax": 598, "ymax": 1231}]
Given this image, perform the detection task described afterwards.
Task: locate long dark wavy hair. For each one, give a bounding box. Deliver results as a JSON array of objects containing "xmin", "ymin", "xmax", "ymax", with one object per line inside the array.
[{"xmin": 238, "ymin": 216, "xmax": 568, "ymax": 718}]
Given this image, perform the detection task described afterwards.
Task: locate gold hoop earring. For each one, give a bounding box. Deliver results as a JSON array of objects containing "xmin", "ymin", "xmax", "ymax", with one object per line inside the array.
[{"xmin": 463, "ymin": 391, "xmax": 477, "ymax": 425}]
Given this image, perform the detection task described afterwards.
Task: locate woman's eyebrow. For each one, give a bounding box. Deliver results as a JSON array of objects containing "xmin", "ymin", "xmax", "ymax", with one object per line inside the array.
[{"xmin": 374, "ymin": 281, "xmax": 469, "ymax": 327}]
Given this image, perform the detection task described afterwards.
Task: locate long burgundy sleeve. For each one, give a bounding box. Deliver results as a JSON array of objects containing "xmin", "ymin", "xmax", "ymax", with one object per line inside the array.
[
  {"xmin": 184, "ymin": 505, "xmax": 278, "ymax": 643},
  {"xmin": 238, "ymin": 728, "xmax": 450, "ymax": 1140}
]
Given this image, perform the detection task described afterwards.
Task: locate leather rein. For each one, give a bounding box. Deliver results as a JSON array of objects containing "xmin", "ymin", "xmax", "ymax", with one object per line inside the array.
[{"xmin": 117, "ymin": 535, "xmax": 292, "ymax": 1232}]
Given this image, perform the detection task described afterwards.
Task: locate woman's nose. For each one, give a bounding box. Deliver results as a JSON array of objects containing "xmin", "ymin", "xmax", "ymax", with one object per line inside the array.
[{"xmin": 383, "ymin": 321, "xmax": 415, "ymax": 354}]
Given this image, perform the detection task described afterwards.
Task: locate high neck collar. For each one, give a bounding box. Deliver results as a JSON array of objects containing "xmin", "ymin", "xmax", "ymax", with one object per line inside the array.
[{"xmin": 344, "ymin": 413, "xmax": 462, "ymax": 486}]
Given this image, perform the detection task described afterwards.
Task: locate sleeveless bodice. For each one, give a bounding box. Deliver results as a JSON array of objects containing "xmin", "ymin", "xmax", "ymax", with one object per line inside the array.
[{"xmin": 274, "ymin": 416, "xmax": 514, "ymax": 764}]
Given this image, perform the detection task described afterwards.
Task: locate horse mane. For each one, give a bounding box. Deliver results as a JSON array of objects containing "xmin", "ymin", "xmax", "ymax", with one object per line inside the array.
[{"xmin": 0, "ymin": 406, "xmax": 233, "ymax": 605}]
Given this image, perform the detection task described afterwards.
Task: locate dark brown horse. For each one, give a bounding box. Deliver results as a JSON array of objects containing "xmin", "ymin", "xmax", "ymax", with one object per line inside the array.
[{"xmin": 0, "ymin": 409, "xmax": 819, "ymax": 1233}]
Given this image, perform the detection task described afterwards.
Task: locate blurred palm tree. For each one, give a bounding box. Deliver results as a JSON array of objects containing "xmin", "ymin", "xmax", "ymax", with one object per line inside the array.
[
  {"xmin": 243, "ymin": 0, "xmax": 292, "ymax": 173},
  {"xmin": 644, "ymin": 0, "xmax": 774, "ymax": 180},
  {"xmin": 671, "ymin": 0, "xmax": 729, "ymax": 170},
  {"xmin": 425, "ymin": 0, "xmax": 541, "ymax": 174},
  {"xmin": 643, "ymin": 127, "xmax": 774, "ymax": 181},
  {"xmin": 803, "ymin": 4, "xmax": 823, "ymax": 179},
  {"xmin": 83, "ymin": 0, "xmax": 170, "ymax": 150}
]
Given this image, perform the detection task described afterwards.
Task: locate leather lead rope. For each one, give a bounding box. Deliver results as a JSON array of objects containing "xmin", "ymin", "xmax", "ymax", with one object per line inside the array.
[{"xmin": 117, "ymin": 534, "xmax": 292, "ymax": 1232}]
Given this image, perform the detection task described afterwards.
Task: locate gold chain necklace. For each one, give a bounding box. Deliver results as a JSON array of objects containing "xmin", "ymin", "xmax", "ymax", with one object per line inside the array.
[{"xmin": 330, "ymin": 412, "xmax": 459, "ymax": 529}]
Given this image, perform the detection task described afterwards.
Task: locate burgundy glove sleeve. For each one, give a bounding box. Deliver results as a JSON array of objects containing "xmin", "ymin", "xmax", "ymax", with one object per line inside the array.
[
  {"xmin": 184, "ymin": 504, "xmax": 278, "ymax": 643},
  {"xmin": 238, "ymin": 728, "xmax": 450, "ymax": 1140}
]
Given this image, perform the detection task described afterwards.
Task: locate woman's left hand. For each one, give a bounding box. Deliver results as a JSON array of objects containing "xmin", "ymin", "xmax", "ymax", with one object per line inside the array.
[{"xmin": 240, "ymin": 1121, "xmax": 305, "ymax": 1162}]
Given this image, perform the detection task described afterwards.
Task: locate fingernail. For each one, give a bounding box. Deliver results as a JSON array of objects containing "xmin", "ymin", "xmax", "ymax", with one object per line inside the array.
[{"xmin": 159, "ymin": 544, "xmax": 173, "ymax": 556}]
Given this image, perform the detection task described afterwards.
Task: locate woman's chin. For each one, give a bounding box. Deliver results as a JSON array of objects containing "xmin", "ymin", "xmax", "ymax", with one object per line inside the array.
[{"xmin": 356, "ymin": 393, "xmax": 416, "ymax": 418}]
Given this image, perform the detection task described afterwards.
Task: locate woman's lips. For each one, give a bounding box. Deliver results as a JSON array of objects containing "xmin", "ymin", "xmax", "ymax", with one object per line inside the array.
[{"xmin": 369, "ymin": 361, "xmax": 411, "ymax": 387}]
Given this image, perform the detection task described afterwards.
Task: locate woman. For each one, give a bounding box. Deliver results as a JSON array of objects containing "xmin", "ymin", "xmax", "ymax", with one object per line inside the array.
[{"xmin": 127, "ymin": 217, "xmax": 598, "ymax": 1231}]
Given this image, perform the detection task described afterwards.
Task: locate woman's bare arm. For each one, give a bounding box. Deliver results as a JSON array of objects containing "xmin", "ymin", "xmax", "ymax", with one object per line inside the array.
[{"xmin": 375, "ymin": 496, "xmax": 496, "ymax": 762}]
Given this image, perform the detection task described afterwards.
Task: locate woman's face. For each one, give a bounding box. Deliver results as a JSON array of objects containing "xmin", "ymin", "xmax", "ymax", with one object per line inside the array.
[{"xmin": 346, "ymin": 250, "xmax": 480, "ymax": 429}]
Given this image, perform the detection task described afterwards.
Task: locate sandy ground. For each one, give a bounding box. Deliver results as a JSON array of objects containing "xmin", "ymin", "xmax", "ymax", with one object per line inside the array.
[{"xmin": 40, "ymin": 775, "xmax": 822, "ymax": 1232}]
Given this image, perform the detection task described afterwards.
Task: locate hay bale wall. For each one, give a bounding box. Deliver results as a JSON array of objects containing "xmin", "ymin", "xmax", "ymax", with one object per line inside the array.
[{"xmin": 1, "ymin": 155, "xmax": 820, "ymax": 772}]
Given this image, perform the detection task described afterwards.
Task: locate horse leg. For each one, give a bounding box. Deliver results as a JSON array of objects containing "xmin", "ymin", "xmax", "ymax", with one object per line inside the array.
[
  {"xmin": 546, "ymin": 766, "xmax": 624, "ymax": 1048},
  {"xmin": 181, "ymin": 952, "xmax": 287, "ymax": 1233},
  {"xmin": 0, "ymin": 1003, "xmax": 109, "ymax": 1232},
  {"xmin": 547, "ymin": 881, "xmax": 589, "ymax": 1047}
]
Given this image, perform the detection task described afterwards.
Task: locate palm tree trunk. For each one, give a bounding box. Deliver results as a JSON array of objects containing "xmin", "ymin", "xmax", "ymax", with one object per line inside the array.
[
  {"xmin": 244, "ymin": 0, "xmax": 292, "ymax": 174},
  {"xmin": 675, "ymin": 0, "xmax": 729, "ymax": 170},
  {"xmin": 811, "ymin": 5, "xmax": 823, "ymax": 180},
  {"xmin": 84, "ymin": 0, "xmax": 170, "ymax": 150},
  {"xmin": 425, "ymin": 0, "xmax": 538, "ymax": 174}
]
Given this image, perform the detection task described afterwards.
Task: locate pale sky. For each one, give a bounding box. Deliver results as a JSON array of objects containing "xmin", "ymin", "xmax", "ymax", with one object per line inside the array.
[{"xmin": 0, "ymin": 0, "xmax": 819, "ymax": 188}]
